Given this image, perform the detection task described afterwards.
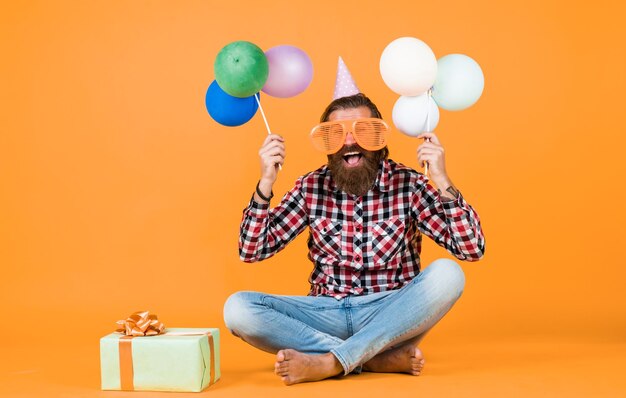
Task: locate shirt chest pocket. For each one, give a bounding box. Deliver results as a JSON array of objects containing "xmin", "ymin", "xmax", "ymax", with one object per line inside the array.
[
  {"xmin": 310, "ymin": 218, "xmax": 343, "ymax": 258},
  {"xmin": 367, "ymin": 217, "xmax": 406, "ymax": 268}
]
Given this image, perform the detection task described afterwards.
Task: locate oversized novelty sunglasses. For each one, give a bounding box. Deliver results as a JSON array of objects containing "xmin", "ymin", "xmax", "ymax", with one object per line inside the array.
[{"xmin": 310, "ymin": 118, "xmax": 390, "ymax": 155}]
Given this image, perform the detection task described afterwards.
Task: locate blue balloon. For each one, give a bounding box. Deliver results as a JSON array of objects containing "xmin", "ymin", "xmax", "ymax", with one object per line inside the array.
[{"xmin": 205, "ymin": 80, "xmax": 259, "ymax": 126}]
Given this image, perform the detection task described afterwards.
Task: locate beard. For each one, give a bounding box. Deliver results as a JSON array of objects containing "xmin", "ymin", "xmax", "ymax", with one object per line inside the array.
[{"xmin": 327, "ymin": 144, "xmax": 385, "ymax": 197}]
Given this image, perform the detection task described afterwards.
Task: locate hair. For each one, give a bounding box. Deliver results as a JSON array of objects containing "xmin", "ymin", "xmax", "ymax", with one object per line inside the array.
[
  {"xmin": 320, "ymin": 93, "xmax": 389, "ymax": 160},
  {"xmin": 320, "ymin": 93, "xmax": 383, "ymax": 122}
]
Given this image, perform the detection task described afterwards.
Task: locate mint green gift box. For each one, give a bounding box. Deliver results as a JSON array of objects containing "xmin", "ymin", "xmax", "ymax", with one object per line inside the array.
[{"xmin": 100, "ymin": 328, "xmax": 220, "ymax": 392}]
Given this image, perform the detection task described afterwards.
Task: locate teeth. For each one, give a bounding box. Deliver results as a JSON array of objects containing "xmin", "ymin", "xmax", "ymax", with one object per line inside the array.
[{"xmin": 344, "ymin": 152, "xmax": 360, "ymax": 156}]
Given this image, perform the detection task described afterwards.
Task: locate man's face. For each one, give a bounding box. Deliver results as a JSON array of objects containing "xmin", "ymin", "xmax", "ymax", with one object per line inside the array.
[{"xmin": 326, "ymin": 106, "xmax": 384, "ymax": 196}]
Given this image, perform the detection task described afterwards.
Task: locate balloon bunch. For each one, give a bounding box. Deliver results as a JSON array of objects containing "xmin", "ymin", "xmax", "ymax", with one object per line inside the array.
[
  {"xmin": 380, "ymin": 37, "xmax": 485, "ymax": 174},
  {"xmin": 205, "ymin": 41, "xmax": 313, "ymax": 128}
]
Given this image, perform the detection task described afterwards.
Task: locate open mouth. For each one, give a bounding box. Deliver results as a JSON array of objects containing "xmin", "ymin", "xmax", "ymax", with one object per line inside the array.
[{"xmin": 342, "ymin": 151, "xmax": 363, "ymax": 167}]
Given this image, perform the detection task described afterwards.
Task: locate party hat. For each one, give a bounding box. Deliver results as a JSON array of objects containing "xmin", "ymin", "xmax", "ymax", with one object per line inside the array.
[{"xmin": 333, "ymin": 56, "xmax": 360, "ymax": 100}]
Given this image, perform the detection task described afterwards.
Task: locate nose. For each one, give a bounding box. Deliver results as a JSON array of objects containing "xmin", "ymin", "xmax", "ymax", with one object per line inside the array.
[{"xmin": 345, "ymin": 131, "xmax": 356, "ymax": 146}]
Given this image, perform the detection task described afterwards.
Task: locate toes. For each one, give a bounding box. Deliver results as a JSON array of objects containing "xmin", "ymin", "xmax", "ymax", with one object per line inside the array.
[
  {"xmin": 274, "ymin": 366, "xmax": 289, "ymax": 376},
  {"xmin": 282, "ymin": 349, "xmax": 295, "ymax": 360},
  {"xmin": 278, "ymin": 349, "xmax": 296, "ymax": 362},
  {"xmin": 274, "ymin": 358, "xmax": 290, "ymax": 377},
  {"xmin": 275, "ymin": 364, "xmax": 289, "ymax": 373},
  {"xmin": 411, "ymin": 347, "xmax": 425, "ymax": 369},
  {"xmin": 410, "ymin": 356, "xmax": 425, "ymax": 375}
]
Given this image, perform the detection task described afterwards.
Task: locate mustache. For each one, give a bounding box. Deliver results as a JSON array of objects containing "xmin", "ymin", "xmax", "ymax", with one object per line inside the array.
[{"xmin": 331, "ymin": 144, "xmax": 368, "ymax": 159}]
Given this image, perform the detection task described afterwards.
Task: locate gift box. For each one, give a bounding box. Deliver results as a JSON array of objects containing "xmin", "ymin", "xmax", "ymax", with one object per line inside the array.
[{"xmin": 100, "ymin": 324, "xmax": 220, "ymax": 392}]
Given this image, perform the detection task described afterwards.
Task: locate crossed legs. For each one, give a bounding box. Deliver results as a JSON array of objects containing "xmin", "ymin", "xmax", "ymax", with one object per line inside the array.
[{"xmin": 223, "ymin": 259, "xmax": 465, "ymax": 385}]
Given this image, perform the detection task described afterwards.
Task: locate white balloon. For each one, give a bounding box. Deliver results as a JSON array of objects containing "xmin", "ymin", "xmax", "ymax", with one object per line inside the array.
[
  {"xmin": 392, "ymin": 94, "xmax": 440, "ymax": 137},
  {"xmin": 380, "ymin": 37, "xmax": 438, "ymax": 96}
]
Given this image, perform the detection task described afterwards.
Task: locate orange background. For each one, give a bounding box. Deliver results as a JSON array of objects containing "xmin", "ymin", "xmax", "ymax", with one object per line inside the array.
[{"xmin": 1, "ymin": 1, "xmax": 625, "ymax": 397}]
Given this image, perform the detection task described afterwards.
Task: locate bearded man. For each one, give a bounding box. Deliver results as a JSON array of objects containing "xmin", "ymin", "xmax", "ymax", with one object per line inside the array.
[{"xmin": 224, "ymin": 61, "xmax": 485, "ymax": 386}]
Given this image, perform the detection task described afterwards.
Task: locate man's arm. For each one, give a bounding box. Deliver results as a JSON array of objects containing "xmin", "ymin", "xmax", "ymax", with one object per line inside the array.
[
  {"xmin": 254, "ymin": 134, "xmax": 285, "ymax": 204},
  {"xmin": 412, "ymin": 182, "xmax": 485, "ymax": 261},
  {"xmin": 239, "ymin": 133, "xmax": 309, "ymax": 262},
  {"xmin": 412, "ymin": 132, "xmax": 485, "ymax": 261},
  {"xmin": 239, "ymin": 177, "xmax": 309, "ymax": 262}
]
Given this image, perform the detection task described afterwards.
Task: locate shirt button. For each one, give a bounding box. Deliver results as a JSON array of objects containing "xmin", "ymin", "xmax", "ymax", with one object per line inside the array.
[
  {"xmin": 356, "ymin": 225, "xmax": 362, "ymax": 232},
  {"xmin": 355, "ymin": 255, "xmax": 361, "ymax": 261}
]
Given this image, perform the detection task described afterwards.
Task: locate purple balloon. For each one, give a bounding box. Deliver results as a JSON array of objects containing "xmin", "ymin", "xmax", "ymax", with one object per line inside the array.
[{"xmin": 262, "ymin": 45, "xmax": 313, "ymax": 98}]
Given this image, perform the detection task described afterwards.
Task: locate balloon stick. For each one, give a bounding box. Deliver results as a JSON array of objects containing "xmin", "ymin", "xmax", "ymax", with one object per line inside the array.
[
  {"xmin": 424, "ymin": 88, "xmax": 432, "ymax": 177},
  {"xmin": 254, "ymin": 93, "xmax": 282, "ymax": 171}
]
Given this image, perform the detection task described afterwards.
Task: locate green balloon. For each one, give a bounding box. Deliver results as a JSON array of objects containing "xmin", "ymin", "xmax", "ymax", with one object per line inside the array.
[{"xmin": 214, "ymin": 41, "xmax": 269, "ymax": 98}]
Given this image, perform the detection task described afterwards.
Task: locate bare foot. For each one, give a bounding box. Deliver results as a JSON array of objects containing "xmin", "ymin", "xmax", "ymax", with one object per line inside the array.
[
  {"xmin": 274, "ymin": 349, "xmax": 344, "ymax": 385},
  {"xmin": 363, "ymin": 344, "xmax": 425, "ymax": 375}
]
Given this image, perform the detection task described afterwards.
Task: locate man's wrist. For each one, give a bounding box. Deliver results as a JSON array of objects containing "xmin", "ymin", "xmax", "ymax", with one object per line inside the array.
[
  {"xmin": 438, "ymin": 185, "xmax": 460, "ymax": 201},
  {"xmin": 434, "ymin": 177, "xmax": 459, "ymax": 201},
  {"xmin": 255, "ymin": 179, "xmax": 274, "ymax": 204},
  {"xmin": 432, "ymin": 175, "xmax": 452, "ymax": 192}
]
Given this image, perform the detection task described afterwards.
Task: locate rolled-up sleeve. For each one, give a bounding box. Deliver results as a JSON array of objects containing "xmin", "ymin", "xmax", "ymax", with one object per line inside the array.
[
  {"xmin": 239, "ymin": 177, "xmax": 309, "ymax": 262},
  {"xmin": 412, "ymin": 182, "xmax": 485, "ymax": 261}
]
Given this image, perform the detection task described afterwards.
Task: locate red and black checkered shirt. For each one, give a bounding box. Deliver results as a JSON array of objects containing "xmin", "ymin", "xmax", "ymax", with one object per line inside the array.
[{"xmin": 239, "ymin": 159, "xmax": 485, "ymax": 299}]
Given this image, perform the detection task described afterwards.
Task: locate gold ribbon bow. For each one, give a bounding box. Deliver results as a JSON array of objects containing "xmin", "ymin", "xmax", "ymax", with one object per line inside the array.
[{"xmin": 115, "ymin": 310, "xmax": 165, "ymax": 336}]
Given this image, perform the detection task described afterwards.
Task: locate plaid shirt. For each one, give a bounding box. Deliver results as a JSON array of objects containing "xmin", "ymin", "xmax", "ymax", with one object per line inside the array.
[{"xmin": 239, "ymin": 159, "xmax": 485, "ymax": 299}]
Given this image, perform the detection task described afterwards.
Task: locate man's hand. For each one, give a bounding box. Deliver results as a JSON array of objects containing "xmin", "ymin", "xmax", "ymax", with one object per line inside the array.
[
  {"xmin": 416, "ymin": 132, "xmax": 456, "ymax": 198},
  {"xmin": 256, "ymin": 134, "xmax": 285, "ymax": 202}
]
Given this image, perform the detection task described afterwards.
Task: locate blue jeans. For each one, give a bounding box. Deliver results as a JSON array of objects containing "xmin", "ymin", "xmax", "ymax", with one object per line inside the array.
[{"xmin": 223, "ymin": 258, "xmax": 465, "ymax": 375}]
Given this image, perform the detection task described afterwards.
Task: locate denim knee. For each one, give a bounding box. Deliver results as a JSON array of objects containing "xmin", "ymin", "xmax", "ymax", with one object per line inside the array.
[
  {"xmin": 426, "ymin": 258, "xmax": 466, "ymax": 300},
  {"xmin": 223, "ymin": 291, "xmax": 259, "ymax": 336}
]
